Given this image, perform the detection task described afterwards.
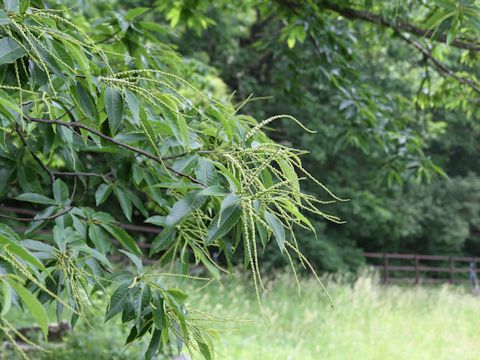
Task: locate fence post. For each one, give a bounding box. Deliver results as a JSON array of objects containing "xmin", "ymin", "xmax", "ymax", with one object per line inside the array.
[
  {"xmin": 383, "ymin": 253, "xmax": 389, "ymax": 284},
  {"xmin": 415, "ymin": 255, "xmax": 419, "ymax": 285},
  {"xmin": 449, "ymin": 257, "xmax": 454, "ymax": 284}
]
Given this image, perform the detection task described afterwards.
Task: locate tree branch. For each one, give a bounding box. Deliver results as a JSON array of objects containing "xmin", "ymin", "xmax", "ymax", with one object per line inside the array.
[
  {"xmin": 396, "ymin": 32, "xmax": 480, "ymax": 95},
  {"xmin": 320, "ymin": 2, "xmax": 480, "ymax": 51},
  {"xmin": 25, "ymin": 117, "xmax": 207, "ymax": 187},
  {"xmin": 0, "ymin": 178, "xmax": 77, "ymax": 222},
  {"xmin": 14, "ymin": 124, "xmax": 56, "ymax": 183}
]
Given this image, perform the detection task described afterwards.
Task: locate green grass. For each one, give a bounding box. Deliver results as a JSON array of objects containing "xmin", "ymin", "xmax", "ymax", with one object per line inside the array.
[
  {"xmin": 186, "ymin": 272, "xmax": 480, "ymax": 360},
  {"xmin": 3, "ymin": 272, "xmax": 480, "ymax": 359}
]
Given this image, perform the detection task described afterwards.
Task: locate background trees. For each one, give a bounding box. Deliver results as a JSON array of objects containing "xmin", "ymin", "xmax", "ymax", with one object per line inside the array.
[
  {"xmin": 1, "ymin": 0, "xmax": 480, "ymax": 358},
  {"xmin": 155, "ymin": 0, "xmax": 480, "ymax": 270}
]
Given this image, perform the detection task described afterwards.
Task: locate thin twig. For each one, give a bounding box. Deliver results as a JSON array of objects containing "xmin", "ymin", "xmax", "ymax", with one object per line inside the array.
[
  {"xmin": 14, "ymin": 124, "xmax": 56, "ymax": 183},
  {"xmin": 397, "ymin": 32, "xmax": 480, "ymax": 95},
  {"xmin": 320, "ymin": 1, "xmax": 480, "ymax": 51},
  {"xmin": 25, "ymin": 116, "xmax": 207, "ymax": 187},
  {"xmin": 0, "ymin": 178, "xmax": 77, "ymax": 222}
]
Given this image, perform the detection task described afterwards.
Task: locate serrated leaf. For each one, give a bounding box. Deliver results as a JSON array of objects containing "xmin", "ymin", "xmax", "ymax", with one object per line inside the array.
[
  {"xmin": 113, "ymin": 186, "xmax": 132, "ymax": 221},
  {"xmin": 7, "ymin": 278, "xmax": 48, "ymax": 340},
  {"xmin": 62, "ymin": 41, "xmax": 92, "ymax": 89},
  {"xmin": 165, "ymin": 191, "xmax": 207, "ymax": 227},
  {"xmin": 145, "ymin": 328, "xmax": 161, "ymax": 360},
  {"xmin": 88, "ymin": 224, "xmax": 110, "ymax": 254},
  {"xmin": 265, "ymin": 211, "xmax": 285, "ymax": 252},
  {"xmin": 16, "ymin": 192, "xmax": 56, "ymax": 205},
  {"xmin": 195, "ymin": 157, "xmax": 218, "ymax": 186},
  {"xmin": 3, "ymin": 0, "xmax": 19, "ymax": 13},
  {"xmin": 1, "ymin": 281, "xmax": 11, "ymax": 316},
  {"xmin": 277, "ymin": 159, "xmax": 301, "ymax": 202},
  {"xmin": 125, "ymin": 7, "xmax": 150, "ymax": 21},
  {"xmin": 0, "ymin": 10, "xmax": 10, "ymax": 25},
  {"xmin": 0, "ymin": 37, "xmax": 26, "ymax": 65},
  {"xmin": 52, "ymin": 179, "xmax": 69, "ymax": 204},
  {"xmin": 95, "ymin": 183, "xmax": 112, "ymax": 206},
  {"xmin": 119, "ymin": 249, "xmax": 143, "ymax": 272},
  {"xmin": 152, "ymin": 294, "xmax": 165, "ymax": 330},
  {"xmin": 105, "ymin": 86, "xmax": 124, "ymax": 135},
  {"xmin": 0, "ymin": 233, "xmax": 47, "ymax": 272},
  {"xmin": 74, "ymin": 82, "xmax": 97, "ymax": 120},
  {"xmin": 150, "ymin": 227, "xmax": 176, "ymax": 255},
  {"xmin": 105, "ymin": 282, "xmax": 130, "ymax": 321},
  {"xmin": 124, "ymin": 89, "xmax": 139, "ymax": 123},
  {"xmin": 101, "ymin": 224, "xmax": 142, "ymax": 257},
  {"xmin": 206, "ymin": 194, "xmax": 242, "ymax": 244}
]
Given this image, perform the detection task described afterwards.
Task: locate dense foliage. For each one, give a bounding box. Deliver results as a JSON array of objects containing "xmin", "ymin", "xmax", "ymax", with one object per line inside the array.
[
  {"xmin": 1, "ymin": 0, "xmax": 480, "ymax": 358},
  {"xmin": 158, "ymin": 0, "xmax": 480, "ymax": 270},
  {"xmin": 0, "ymin": 0, "xmax": 345, "ymax": 358}
]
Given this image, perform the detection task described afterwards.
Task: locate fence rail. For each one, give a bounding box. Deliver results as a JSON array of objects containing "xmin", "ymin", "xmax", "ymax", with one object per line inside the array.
[{"xmin": 364, "ymin": 252, "xmax": 480, "ymax": 284}]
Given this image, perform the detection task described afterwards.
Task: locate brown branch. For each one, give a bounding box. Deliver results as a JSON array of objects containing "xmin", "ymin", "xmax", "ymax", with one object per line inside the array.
[
  {"xmin": 320, "ymin": 2, "xmax": 480, "ymax": 51},
  {"xmin": 14, "ymin": 124, "xmax": 56, "ymax": 183},
  {"xmin": 0, "ymin": 178, "xmax": 77, "ymax": 222},
  {"xmin": 396, "ymin": 32, "xmax": 480, "ymax": 95},
  {"xmin": 25, "ymin": 116, "xmax": 207, "ymax": 187}
]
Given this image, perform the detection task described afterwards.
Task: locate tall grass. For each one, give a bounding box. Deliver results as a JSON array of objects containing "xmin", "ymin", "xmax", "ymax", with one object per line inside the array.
[
  {"xmin": 3, "ymin": 271, "xmax": 480, "ymax": 359},
  {"xmin": 187, "ymin": 271, "xmax": 480, "ymax": 360}
]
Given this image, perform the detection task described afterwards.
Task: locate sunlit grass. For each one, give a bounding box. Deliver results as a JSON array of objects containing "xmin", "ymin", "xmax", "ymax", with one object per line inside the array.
[
  {"xmin": 186, "ymin": 271, "xmax": 480, "ymax": 360},
  {"xmin": 4, "ymin": 271, "xmax": 480, "ymax": 359}
]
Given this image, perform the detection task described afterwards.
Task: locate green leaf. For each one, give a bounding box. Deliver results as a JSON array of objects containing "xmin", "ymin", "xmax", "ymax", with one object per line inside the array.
[
  {"xmin": 145, "ymin": 328, "xmax": 161, "ymax": 360},
  {"xmin": 0, "ymin": 10, "xmax": 10, "ymax": 25},
  {"xmin": 165, "ymin": 191, "xmax": 207, "ymax": 227},
  {"xmin": 197, "ymin": 338, "xmax": 213, "ymax": 360},
  {"xmin": 119, "ymin": 249, "xmax": 143, "ymax": 272},
  {"xmin": 15, "ymin": 192, "xmax": 56, "ymax": 205},
  {"xmin": 206, "ymin": 194, "xmax": 242, "ymax": 244},
  {"xmin": 105, "ymin": 282, "xmax": 130, "ymax": 321},
  {"xmin": 53, "ymin": 179, "xmax": 69, "ymax": 204},
  {"xmin": 74, "ymin": 82, "xmax": 97, "ymax": 120},
  {"xmin": 7, "ymin": 278, "xmax": 48, "ymax": 340},
  {"xmin": 167, "ymin": 288, "xmax": 188, "ymax": 304},
  {"xmin": 0, "ymin": 234, "xmax": 47, "ymax": 272},
  {"xmin": 19, "ymin": 0, "xmax": 29, "ymax": 14},
  {"xmin": 3, "ymin": 0, "xmax": 19, "ymax": 13},
  {"xmin": 105, "ymin": 86, "xmax": 124, "ymax": 135},
  {"xmin": 0, "ymin": 37, "xmax": 26, "ymax": 65},
  {"xmin": 125, "ymin": 7, "xmax": 150, "ymax": 21},
  {"xmin": 62, "ymin": 41, "xmax": 92, "ymax": 89},
  {"xmin": 95, "ymin": 183, "xmax": 112, "ymax": 206},
  {"xmin": 198, "ymin": 185, "xmax": 229, "ymax": 196},
  {"xmin": 265, "ymin": 210, "xmax": 285, "ymax": 252},
  {"xmin": 150, "ymin": 227, "xmax": 176, "ymax": 255},
  {"xmin": 124, "ymin": 89, "xmax": 139, "ymax": 123},
  {"xmin": 195, "ymin": 157, "xmax": 218, "ymax": 186},
  {"xmin": 265, "ymin": 211, "xmax": 285, "ymax": 252},
  {"xmin": 0, "ymin": 88, "xmax": 20, "ymax": 115},
  {"xmin": 1, "ymin": 281, "xmax": 12, "ymax": 316},
  {"xmin": 145, "ymin": 215, "xmax": 166, "ymax": 226},
  {"xmin": 193, "ymin": 248, "xmax": 220, "ymax": 280},
  {"xmin": 277, "ymin": 159, "xmax": 301, "ymax": 202},
  {"xmin": 88, "ymin": 224, "xmax": 110, "ymax": 254},
  {"xmin": 113, "ymin": 186, "xmax": 132, "ymax": 221},
  {"xmin": 152, "ymin": 294, "xmax": 165, "ymax": 330},
  {"xmin": 102, "ymin": 224, "xmax": 142, "ymax": 257}
]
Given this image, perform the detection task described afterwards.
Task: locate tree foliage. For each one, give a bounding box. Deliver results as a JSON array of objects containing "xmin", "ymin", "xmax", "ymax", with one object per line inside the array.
[{"xmin": 0, "ymin": 0, "xmax": 346, "ymax": 358}]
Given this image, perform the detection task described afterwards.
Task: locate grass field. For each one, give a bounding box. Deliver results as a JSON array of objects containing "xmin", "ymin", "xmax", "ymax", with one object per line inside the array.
[
  {"xmin": 4, "ymin": 271, "xmax": 480, "ymax": 360},
  {"xmin": 189, "ymin": 272, "xmax": 480, "ymax": 360}
]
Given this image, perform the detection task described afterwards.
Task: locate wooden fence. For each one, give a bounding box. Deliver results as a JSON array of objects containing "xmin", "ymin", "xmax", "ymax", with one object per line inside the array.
[{"xmin": 364, "ymin": 252, "xmax": 480, "ymax": 284}]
